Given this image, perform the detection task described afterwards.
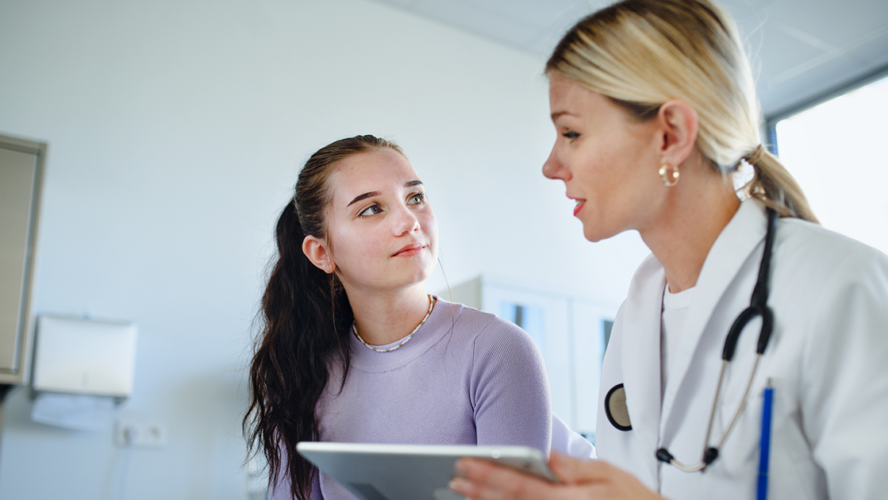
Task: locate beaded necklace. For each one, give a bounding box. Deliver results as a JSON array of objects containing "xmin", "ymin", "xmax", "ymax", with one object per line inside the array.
[{"xmin": 353, "ymin": 295, "xmax": 436, "ymax": 353}]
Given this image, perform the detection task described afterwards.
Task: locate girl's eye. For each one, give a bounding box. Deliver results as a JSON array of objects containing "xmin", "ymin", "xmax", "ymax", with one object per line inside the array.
[
  {"xmin": 563, "ymin": 131, "xmax": 580, "ymax": 140},
  {"xmin": 359, "ymin": 204, "xmax": 381, "ymax": 217},
  {"xmin": 407, "ymin": 192, "xmax": 426, "ymax": 205}
]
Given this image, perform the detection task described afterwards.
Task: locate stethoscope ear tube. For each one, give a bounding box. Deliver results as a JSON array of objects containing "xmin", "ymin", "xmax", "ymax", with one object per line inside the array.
[
  {"xmin": 655, "ymin": 447, "xmax": 719, "ymax": 472},
  {"xmin": 723, "ymin": 303, "xmax": 774, "ymax": 361},
  {"xmin": 722, "ymin": 208, "xmax": 778, "ymax": 362},
  {"xmin": 756, "ymin": 306, "xmax": 773, "ymax": 355},
  {"xmin": 723, "ymin": 307, "xmax": 759, "ymax": 361}
]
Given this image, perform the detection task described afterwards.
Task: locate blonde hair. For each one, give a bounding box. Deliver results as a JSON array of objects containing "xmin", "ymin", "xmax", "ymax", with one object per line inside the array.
[{"xmin": 546, "ymin": 0, "xmax": 818, "ymax": 222}]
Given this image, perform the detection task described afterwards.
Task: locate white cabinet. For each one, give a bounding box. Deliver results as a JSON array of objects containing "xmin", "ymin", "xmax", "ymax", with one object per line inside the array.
[
  {"xmin": 0, "ymin": 135, "xmax": 45, "ymax": 385},
  {"xmin": 446, "ymin": 276, "xmax": 616, "ymax": 439}
]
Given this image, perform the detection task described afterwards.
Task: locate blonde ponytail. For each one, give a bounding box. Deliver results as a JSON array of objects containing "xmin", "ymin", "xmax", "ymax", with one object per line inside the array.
[
  {"xmin": 547, "ymin": 0, "xmax": 818, "ymax": 223},
  {"xmin": 742, "ymin": 145, "xmax": 818, "ymax": 223}
]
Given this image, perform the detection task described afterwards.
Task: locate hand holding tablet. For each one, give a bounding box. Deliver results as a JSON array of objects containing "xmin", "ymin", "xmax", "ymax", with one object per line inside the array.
[{"xmin": 297, "ymin": 442, "xmax": 557, "ymax": 500}]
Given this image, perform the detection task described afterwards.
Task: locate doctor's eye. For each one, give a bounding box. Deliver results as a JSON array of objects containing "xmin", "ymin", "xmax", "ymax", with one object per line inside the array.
[
  {"xmin": 358, "ymin": 204, "xmax": 382, "ymax": 217},
  {"xmin": 407, "ymin": 192, "xmax": 426, "ymax": 205},
  {"xmin": 562, "ymin": 131, "xmax": 580, "ymax": 140}
]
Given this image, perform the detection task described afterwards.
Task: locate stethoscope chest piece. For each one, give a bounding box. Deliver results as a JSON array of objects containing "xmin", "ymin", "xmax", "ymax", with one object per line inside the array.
[{"xmin": 605, "ymin": 383, "xmax": 632, "ymax": 431}]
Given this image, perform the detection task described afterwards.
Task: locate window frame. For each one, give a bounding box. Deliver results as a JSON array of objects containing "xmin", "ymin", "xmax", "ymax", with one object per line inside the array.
[{"xmin": 765, "ymin": 63, "xmax": 888, "ymax": 155}]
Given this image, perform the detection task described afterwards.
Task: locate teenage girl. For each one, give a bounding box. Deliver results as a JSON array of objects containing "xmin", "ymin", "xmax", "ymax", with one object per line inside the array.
[{"xmin": 245, "ymin": 135, "xmax": 554, "ymax": 500}]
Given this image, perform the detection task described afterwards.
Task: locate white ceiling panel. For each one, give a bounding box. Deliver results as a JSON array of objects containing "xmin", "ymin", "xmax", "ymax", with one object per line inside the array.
[
  {"xmin": 404, "ymin": 1, "xmax": 544, "ymax": 52},
  {"xmin": 757, "ymin": 23, "xmax": 832, "ymax": 82},
  {"xmin": 368, "ymin": 0, "xmax": 888, "ymax": 117},
  {"xmin": 765, "ymin": 0, "xmax": 888, "ymax": 46}
]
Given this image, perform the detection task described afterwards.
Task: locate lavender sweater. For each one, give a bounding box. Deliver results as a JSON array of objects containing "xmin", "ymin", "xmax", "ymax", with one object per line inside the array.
[{"xmin": 270, "ymin": 298, "xmax": 552, "ymax": 500}]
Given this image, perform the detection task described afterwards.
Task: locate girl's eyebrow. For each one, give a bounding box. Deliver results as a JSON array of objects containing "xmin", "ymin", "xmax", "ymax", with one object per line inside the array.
[
  {"xmin": 346, "ymin": 181, "xmax": 423, "ymax": 207},
  {"xmin": 347, "ymin": 191, "xmax": 381, "ymax": 207}
]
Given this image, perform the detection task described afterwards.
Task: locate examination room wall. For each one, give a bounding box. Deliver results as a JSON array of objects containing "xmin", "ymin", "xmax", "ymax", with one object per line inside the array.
[{"xmin": 0, "ymin": 1, "xmax": 650, "ymax": 499}]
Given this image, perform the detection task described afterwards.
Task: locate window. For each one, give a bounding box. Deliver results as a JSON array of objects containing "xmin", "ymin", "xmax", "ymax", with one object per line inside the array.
[{"xmin": 772, "ymin": 74, "xmax": 888, "ymax": 256}]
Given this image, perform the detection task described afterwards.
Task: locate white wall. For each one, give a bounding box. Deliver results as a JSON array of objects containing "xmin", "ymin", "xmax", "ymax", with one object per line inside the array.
[{"xmin": 0, "ymin": 1, "xmax": 650, "ymax": 499}]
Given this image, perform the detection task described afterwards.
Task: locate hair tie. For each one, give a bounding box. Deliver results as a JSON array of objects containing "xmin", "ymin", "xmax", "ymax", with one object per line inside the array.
[{"xmin": 745, "ymin": 145, "xmax": 766, "ymax": 166}]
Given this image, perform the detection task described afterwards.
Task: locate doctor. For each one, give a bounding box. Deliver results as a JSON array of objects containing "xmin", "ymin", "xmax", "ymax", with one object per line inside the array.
[{"xmin": 450, "ymin": 0, "xmax": 888, "ymax": 499}]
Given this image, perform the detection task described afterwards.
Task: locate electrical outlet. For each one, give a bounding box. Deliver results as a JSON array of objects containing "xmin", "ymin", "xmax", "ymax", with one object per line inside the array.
[{"xmin": 115, "ymin": 420, "xmax": 167, "ymax": 448}]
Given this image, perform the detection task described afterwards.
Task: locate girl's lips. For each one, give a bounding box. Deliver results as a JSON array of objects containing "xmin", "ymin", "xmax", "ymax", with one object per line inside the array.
[
  {"xmin": 393, "ymin": 243, "xmax": 424, "ymax": 257},
  {"xmin": 573, "ymin": 200, "xmax": 586, "ymax": 217}
]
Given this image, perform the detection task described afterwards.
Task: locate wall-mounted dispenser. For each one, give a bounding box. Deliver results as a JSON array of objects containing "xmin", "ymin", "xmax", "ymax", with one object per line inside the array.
[
  {"xmin": 33, "ymin": 316, "xmax": 137, "ymax": 397},
  {"xmin": 30, "ymin": 316, "xmax": 137, "ymax": 430}
]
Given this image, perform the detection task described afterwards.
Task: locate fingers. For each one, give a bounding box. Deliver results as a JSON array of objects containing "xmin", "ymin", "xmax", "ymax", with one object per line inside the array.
[
  {"xmin": 549, "ymin": 453, "xmax": 613, "ymax": 484},
  {"xmin": 450, "ymin": 458, "xmax": 561, "ymax": 500},
  {"xmin": 551, "ymin": 457, "xmax": 666, "ymax": 500}
]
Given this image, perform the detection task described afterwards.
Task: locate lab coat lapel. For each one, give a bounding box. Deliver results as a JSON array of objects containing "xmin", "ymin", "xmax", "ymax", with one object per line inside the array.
[
  {"xmin": 620, "ymin": 255, "xmax": 667, "ymax": 483},
  {"xmin": 660, "ymin": 201, "xmax": 768, "ymax": 426}
]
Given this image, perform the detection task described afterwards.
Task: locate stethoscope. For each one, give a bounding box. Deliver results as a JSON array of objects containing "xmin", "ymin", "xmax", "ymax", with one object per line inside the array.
[{"xmin": 605, "ymin": 207, "xmax": 778, "ymax": 472}]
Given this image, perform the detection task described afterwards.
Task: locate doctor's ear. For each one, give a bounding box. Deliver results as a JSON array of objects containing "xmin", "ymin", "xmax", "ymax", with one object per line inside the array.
[
  {"xmin": 302, "ymin": 235, "xmax": 336, "ymax": 274},
  {"xmin": 656, "ymin": 100, "xmax": 699, "ymax": 167}
]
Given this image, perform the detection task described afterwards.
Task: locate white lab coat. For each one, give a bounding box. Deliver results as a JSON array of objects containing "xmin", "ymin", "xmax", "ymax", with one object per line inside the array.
[
  {"xmin": 596, "ymin": 199, "xmax": 888, "ymax": 499},
  {"xmin": 552, "ymin": 413, "xmax": 597, "ymax": 460}
]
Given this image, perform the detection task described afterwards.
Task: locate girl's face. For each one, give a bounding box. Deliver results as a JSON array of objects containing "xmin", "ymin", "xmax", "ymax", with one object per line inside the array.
[
  {"xmin": 323, "ymin": 148, "xmax": 438, "ymax": 293},
  {"xmin": 543, "ymin": 74, "xmax": 665, "ymax": 242}
]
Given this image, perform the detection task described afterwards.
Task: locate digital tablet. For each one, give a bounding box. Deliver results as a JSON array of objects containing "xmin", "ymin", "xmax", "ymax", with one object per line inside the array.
[{"xmin": 297, "ymin": 442, "xmax": 558, "ymax": 500}]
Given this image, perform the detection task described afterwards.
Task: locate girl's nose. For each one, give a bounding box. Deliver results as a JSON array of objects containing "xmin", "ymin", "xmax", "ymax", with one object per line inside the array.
[{"xmin": 393, "ymin": 205, "xmax": 420, "ymax": 236}]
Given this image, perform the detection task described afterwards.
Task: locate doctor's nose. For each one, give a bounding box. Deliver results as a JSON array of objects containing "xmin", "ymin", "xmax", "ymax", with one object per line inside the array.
[{"xmin": 542, "ymin": 148, "xmax": 571, "ymax": 182}]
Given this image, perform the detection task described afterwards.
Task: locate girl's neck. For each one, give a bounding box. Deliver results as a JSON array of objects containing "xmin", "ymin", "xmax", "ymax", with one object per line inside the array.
[
  {"xmin": 640, "ymin": 163, "xmax": 741, "ymax": 294},
  {"xmin": 346, "ymin": 284, "xmax": 432, "ymax": 345}
]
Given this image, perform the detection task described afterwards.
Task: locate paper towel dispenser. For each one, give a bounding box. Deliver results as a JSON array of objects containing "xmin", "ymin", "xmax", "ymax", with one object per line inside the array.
[{"xmin": 33, "ymin": 316, "xmax": 137, "ymax": 398}]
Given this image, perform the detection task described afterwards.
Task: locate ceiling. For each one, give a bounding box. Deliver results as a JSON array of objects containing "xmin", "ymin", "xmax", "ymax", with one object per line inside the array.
[{"xmin": 370, "ymin": 0, "xmax": 888, "ymax": 118}]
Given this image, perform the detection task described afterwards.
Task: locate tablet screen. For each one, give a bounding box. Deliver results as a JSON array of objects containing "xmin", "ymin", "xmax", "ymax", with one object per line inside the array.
[{"xmin": 297, "ymin": 442, "xmax": 556, "ymax": 500}]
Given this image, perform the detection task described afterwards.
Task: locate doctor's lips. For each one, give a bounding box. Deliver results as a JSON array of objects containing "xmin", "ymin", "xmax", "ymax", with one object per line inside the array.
[
  {"xmin": 570, "ymin": 197, "xmax": 586, "ymax": 216},
  {"xmin": 393, "ymin": 243, "xmax": 425, "ymax": 257}
]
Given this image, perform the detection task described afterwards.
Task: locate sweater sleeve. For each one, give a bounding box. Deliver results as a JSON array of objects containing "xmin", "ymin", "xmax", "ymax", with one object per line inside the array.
[
  {"xmin": 266, "ymin": 449, "xmax": 323, "ymax": 500},
  {"xmin": 469, "ymin": 317, "xmax": 552, "ymax": 454},
  {"xmin": 800, "ymin": 250, "xmax": 888, "ymax": 499}
]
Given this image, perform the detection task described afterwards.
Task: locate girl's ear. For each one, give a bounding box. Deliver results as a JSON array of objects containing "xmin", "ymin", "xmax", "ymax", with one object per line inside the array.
[{"xmin": 302, "ymin": 235, "xmax": 336, "ymax": 274}]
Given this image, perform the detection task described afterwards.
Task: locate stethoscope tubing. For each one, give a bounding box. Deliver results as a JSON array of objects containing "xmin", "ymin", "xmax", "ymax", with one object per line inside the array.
[{"xmin": 656, "ymin": 208, "xmax": 778, "ymax": 472}]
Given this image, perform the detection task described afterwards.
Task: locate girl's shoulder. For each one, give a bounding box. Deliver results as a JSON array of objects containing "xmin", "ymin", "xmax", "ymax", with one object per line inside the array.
[
  {"xmin": 453, "ymin": 305, "xmax": 543, "ymax": 370},
  {"xmin": 434, "ymin": 298, "xmax": 532, "ymax": 343}
]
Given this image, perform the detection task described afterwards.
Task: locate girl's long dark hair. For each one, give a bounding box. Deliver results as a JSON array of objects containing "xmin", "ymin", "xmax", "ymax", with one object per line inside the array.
[{"xmin": 244, "ymin": 135, "xmax": 404, "ymax": 500}]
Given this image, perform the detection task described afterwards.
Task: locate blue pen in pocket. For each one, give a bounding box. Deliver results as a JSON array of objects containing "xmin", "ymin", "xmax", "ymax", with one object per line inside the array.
[{"xmin": 757, "ymin": 380, "xmax": 774, "ymax": 500}]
